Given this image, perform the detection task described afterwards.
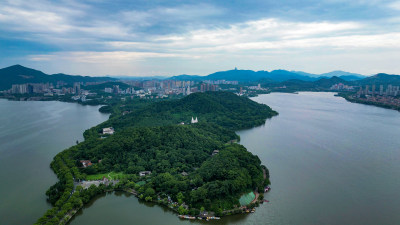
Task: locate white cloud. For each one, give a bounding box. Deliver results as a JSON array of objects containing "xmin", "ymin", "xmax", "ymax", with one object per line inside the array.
[
  {"xmin": 388, "ymin": 1, "xmax": 400, "ymax": 10},
  {"xmin": 2, "ymin": 0, "xmax": 400, "ymax": 75},
  {"xmin": 120, "ymin": 3, "xmax": 224, "ymax": 26},
  {"xmin": 28, "ymin": 51, "xmax": 192, "ymax": 63},
  {"xmin": 0, "ymin": 0, "xmax": 133, "ymax": 44},
  {"xmin": 25, "ymin": 17, "xmax": 400, "ymax": 76}
]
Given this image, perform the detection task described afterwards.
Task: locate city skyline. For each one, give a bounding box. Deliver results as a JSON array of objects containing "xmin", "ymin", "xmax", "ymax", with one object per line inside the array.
[{"xmin": 1, "ymin": 0, "xmax": 400, "ymax": 76}]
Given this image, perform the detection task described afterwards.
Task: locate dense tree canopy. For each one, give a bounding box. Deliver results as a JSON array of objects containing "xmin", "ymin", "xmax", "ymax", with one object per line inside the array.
[{"xmin": 84, "ymin": 91, "xmax": 277, "ymax": 138}]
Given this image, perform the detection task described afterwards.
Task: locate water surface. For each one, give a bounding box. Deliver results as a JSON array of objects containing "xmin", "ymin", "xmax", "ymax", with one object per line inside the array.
[
  {"xmin": 0, "ymin": 100, "xmax": 109, "ymax": 225},
  {"xmin": 238, "ymin": 92, "xmax": 400, "ymax": 225}
]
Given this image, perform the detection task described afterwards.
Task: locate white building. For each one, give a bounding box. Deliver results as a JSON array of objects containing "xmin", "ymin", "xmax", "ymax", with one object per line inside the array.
[
  {"xmin": 102, "ymin": 127, "xmax": 115, "ymax": 135},
  {"xmin": 191, "ymin": 117, "xmax": 198, "ymax": 124},
  {"xmin": 139, "ymin": 171, "xmax": 152, "ymax": 176}
]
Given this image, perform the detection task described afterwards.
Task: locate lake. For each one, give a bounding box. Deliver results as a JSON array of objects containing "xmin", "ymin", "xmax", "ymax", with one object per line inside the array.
[
  {"xmin": 2, "ymin": 92, "xmax": 400, "ymax": 225},
  {"xmin": 0, "ymin": 100, "xmax": 109, "ymax": 225},
  {"xmin": 69, "ymin": 92, "xmax": 400, "ymax": 225}
]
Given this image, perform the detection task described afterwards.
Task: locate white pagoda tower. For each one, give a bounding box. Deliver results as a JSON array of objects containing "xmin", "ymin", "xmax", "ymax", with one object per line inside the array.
[{"xmin": 191, "ymin": 117, "xmax": 198, "ymax": 124}]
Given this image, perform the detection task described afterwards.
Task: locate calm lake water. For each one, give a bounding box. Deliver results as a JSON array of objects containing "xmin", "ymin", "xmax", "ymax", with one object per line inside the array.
[
  {"xmin": 68, "ymin": 92, "xmax": 400, "ymax": 225},
  {"xmin": 0, "ymin": 99, "xmax": 109, "ymax": 225}
]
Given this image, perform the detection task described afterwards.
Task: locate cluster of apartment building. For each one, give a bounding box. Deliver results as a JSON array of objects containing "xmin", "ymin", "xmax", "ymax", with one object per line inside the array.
[
  {"xmin": 357, "ymin": 84, "xmax": 400, "ymax": 97},
  {"xmin": 203, "ymin": 80, "xmax": 239, "ymax": 85},
  {"xmin": 104, "ymin": 80, "xmax": 223, "ymax": 98},
  {"xmin": 351, "ymin": 84, "xmax": 400, "ymax": 108},
  {"xmin": 330, "ymin": 83, "xmax": 354, "ymax": 91},
  {"xmin": 3, "ymin": 78, "xmax": 240, "ymax": 101},
  {"xmin": 7, "ymin": 82, "xmax": 83, "ymax": 95}
]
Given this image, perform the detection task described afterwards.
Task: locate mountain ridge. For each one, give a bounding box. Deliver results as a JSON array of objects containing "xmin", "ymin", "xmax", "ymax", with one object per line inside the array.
[
  {"xmin": 0, "ymin": 65, "xmax": 116, "ymax": 90},
  {"xmin": 2, "ymin": 65, "xmax": 399, "ymax": 91}
]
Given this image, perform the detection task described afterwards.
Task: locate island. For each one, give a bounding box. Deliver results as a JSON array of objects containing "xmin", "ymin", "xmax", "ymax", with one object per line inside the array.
[{"xmin": 35, "ymin": 91, "xmax": 278, "ymax": 225}]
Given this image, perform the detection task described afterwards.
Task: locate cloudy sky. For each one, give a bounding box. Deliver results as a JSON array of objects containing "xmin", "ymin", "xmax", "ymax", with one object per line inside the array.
[{"xmin": 0, "ymin": 0, "xmax": 400, "ymax": 76}]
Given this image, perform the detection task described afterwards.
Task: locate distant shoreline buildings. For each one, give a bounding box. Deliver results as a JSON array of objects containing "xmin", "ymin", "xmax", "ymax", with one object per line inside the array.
[
  {"xmin": 330, "ymin": 83, "xmax": 354, "ymax": 91},
  {"xmin": 3, "ymin": 79, "xmax": 229, "ymax": 101},
  {"xmin": 357, "ymin": 84, "xmax": 400, "ymax": 97}
]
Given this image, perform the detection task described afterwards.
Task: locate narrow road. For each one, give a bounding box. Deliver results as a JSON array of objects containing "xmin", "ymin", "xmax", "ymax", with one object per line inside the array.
[{"xmin": 251, "ymin": 191, "xmax": 259, "ymax": 204}]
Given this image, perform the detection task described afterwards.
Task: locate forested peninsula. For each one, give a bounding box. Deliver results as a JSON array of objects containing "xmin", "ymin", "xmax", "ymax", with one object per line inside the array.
[{"xmin": 36, "ymin": 91, "xmax": 277, "ymax": 225}]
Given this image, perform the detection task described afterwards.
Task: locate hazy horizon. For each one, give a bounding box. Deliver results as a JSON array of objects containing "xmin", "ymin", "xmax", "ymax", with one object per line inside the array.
[{"xmin": 2, "ymin": 64, "xmax": 377, "ymax": 78}]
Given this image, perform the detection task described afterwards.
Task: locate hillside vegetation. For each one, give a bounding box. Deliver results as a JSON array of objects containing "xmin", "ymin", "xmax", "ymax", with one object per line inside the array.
[
  {"xmin": 85, "ymin": 91, "xmax": 277, "ymax": 138},
  {"xmin": 36, "ymin": 91, "xmax": 277, "ymax": 224}
]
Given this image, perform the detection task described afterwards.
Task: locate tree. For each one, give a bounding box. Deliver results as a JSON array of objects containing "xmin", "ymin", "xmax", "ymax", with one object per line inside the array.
[
  {"xmin": 144, "ymin": 187, "xmax": 155, "ymax": 198},
  {"xmin": 176, "ymin": 192, "xmax": 184, "ymax": 205},
  {"xmin": 178, "ymin": 205, "xmax": 188, "ymax": 215}
]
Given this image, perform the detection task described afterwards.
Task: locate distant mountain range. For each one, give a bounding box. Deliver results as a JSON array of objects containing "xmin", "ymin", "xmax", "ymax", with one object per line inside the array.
[
  {"xmin": 1, "ymin": 65, "xmax": 400, "ymax": 91},
  {"xmin": 168, "ymin": 69, "xmax": 367, "ymax": 83},
  {"xmin": 354, "ymin": 73, "xmax": 400, "ymax": 86},
  {"xmin": 0, "ymin": 65, "xmax": 116, "ymax": 90}
]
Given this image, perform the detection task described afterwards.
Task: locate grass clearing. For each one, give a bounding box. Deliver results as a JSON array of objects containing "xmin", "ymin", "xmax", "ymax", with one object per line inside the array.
[
  {"xmin": 239, "ymin": 191, "xmax": 255, "ymax": 206},
  {"xmin": 86, "ymin": 172, "xmax": 126, "ymax": 181}
]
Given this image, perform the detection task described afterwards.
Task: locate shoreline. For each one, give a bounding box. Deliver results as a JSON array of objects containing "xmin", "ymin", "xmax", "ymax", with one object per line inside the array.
[
  {"xmin": 65, "ymin": 175, "xmax": 269, "ymax": 224},
  {"xmin": 337, "ymin": 93, "xmax": 400, "ymax": 113}
]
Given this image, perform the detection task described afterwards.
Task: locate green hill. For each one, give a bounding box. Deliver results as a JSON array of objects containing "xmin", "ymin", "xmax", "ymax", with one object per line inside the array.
[
  {"xmin": 314, "ymin": 76, "xmax": 348, "ymax": 88},
  {"xmin": 0, "ymin": 65, "xmax": 116, "ymax": 90},
  {"xmin": 37, "ymin": 91, "xmax": 276, "ymax": 224},
  {"xmin": 205, "ymin": 69, "xmax": 316, "ymax": 82},
  {"xmin": 355, "ymin": 73, "xmax": 400, "ymax": 86},
  {"xmin": 85, "ymin": 91, "xmax": 277, "ymax": 138}
]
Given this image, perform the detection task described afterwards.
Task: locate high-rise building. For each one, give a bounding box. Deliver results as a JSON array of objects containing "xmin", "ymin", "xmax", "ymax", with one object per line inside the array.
[
  {"xmin": 27, "ymin": 84, "xmax": 34, "ymax": 94},
  {"xmin": 73, "ymin": 82, "xmax": 81, "ymax": 94},
  {"xmin": 11, "ymin": 84, "xmax": 27, "ymax": 94},
  {"xmin": 113, "ymin": 85, "xmax": 120, "ymax": 94},
  {"xmin": 387, "ymin": 84, "xmax": 392, "ymax": 95},
  {"xmin": 200, "ymin": 83, "xmax": 205, "ymax": 92},
  {"xmin": 186, "ymin": 86, "xmax": 191, "ymax": 95}
]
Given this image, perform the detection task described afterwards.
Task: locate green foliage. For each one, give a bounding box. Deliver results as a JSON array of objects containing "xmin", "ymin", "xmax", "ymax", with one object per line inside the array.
[
  {"xmin": 178, "ymin": 206, "xmax": 188, "ymax": 215},
  {"xmin": 85, "ymin": 91, "xmax": 277, "ymax": 139},
  {"xmin": 84, "ymin": 82, "xmax": 130, "ymax": 92},
  {"xmin": 85, "ymin": 172, "xmax": 126, "ymax": 180},
  {"xmin": 189, "ymin": 144, "xmax": 263, "ymax": 209}
]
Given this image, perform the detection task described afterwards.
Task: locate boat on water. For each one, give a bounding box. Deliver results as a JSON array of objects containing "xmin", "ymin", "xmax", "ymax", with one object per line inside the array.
[
  {"xmin": 179, "ymin": 215, "xmax": 220, "ymax": 220},
  {"xmin": 263, "ymin": 200, "xmax": 269, "ymax": 203},
  {"xmin": 264, "ymin": 186, "xmax": 271, "ymax": 192},
  {"xmin": 208, "ymin": 216, "xmax": 220, "ymax": 220},
  {"xmin": 181, "ymin": 216, "xmax": 221, "ymax": 221},
  {"xmin": 178, "ymin": 215, "xmax": 196, "ymax": 220}
]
